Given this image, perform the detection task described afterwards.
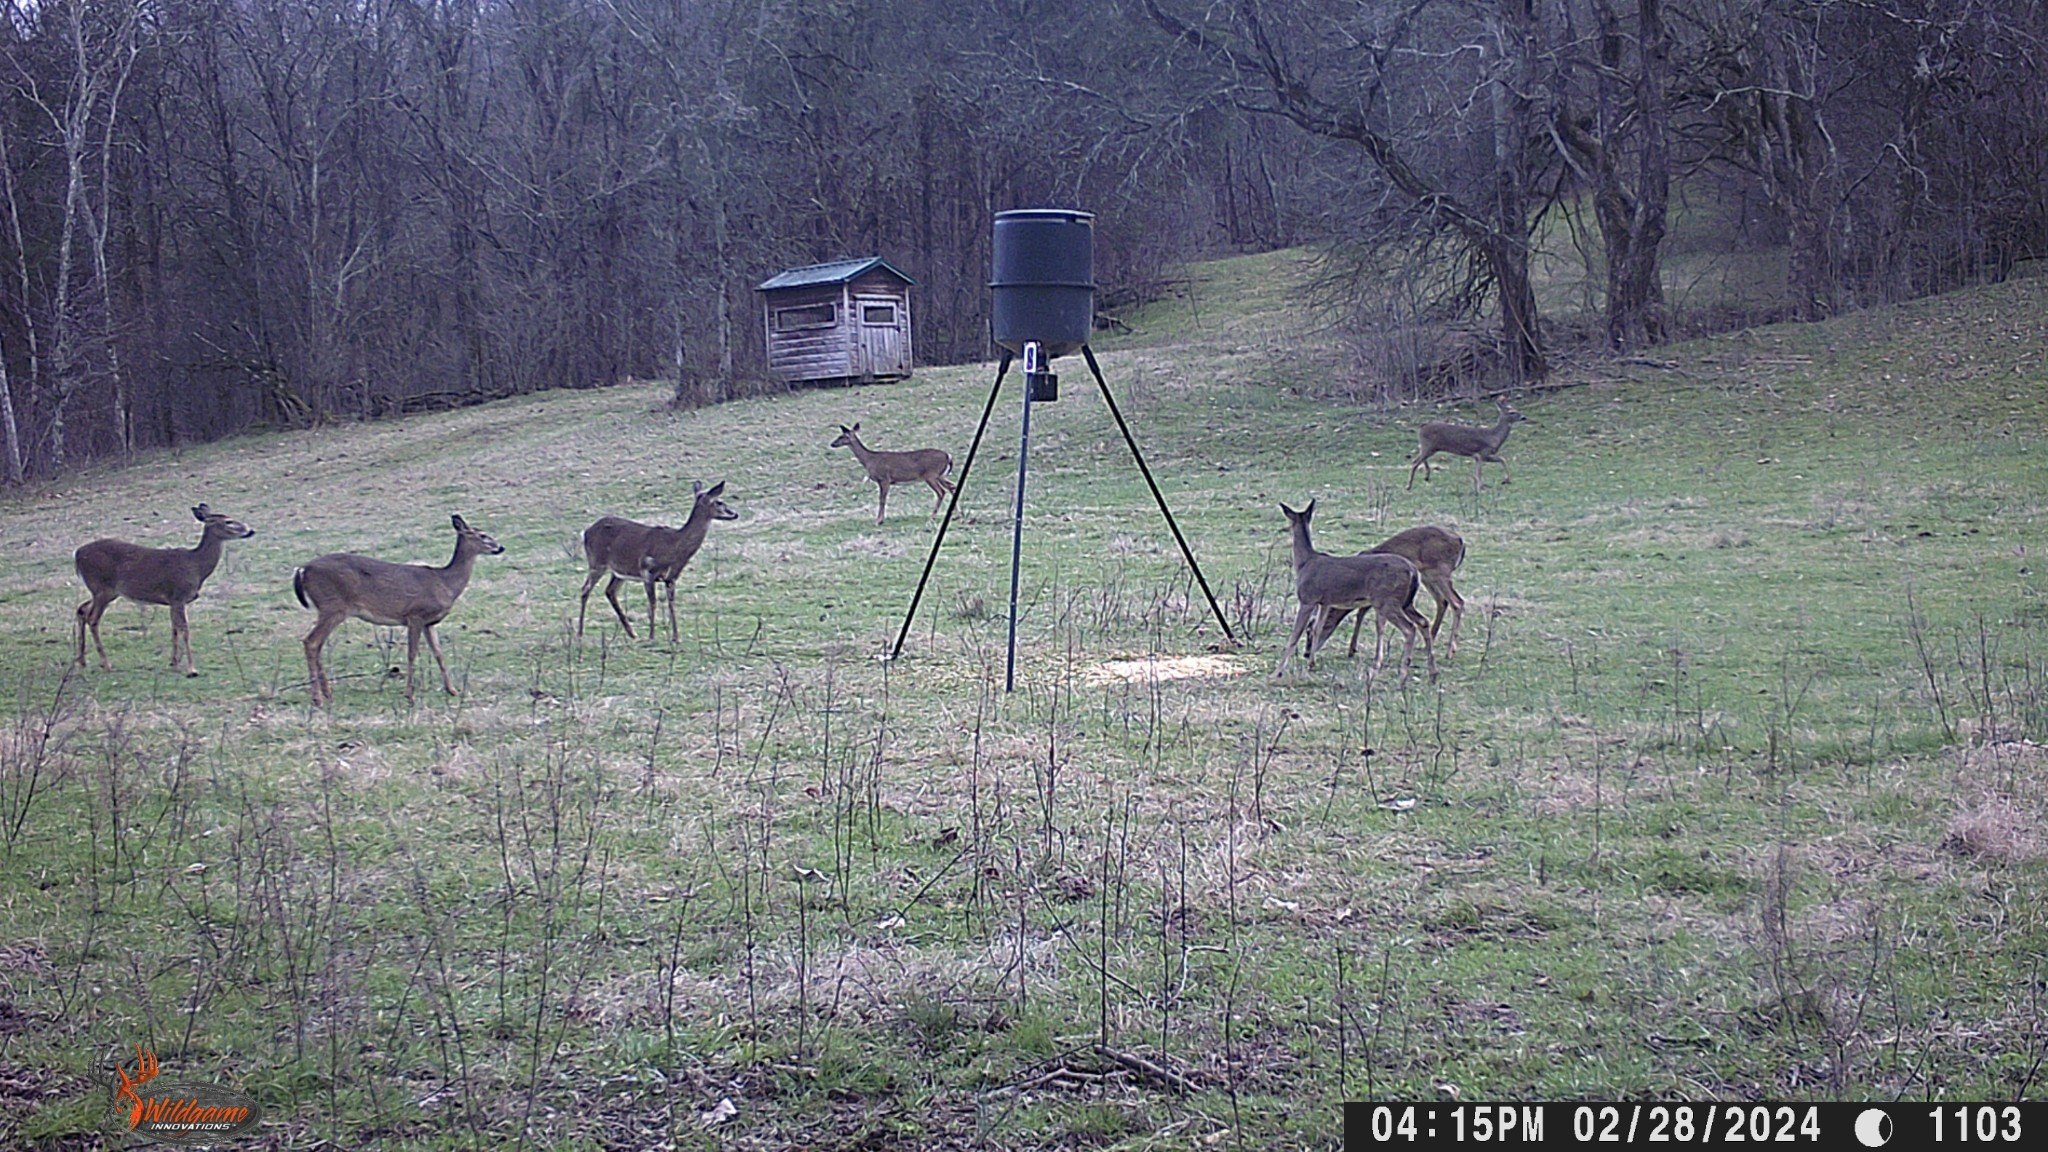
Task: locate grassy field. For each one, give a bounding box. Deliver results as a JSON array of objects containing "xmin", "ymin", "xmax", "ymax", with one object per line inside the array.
[{"xmin": 1, "ymin": 254, "xmax": 2044, "ymax": 1149}]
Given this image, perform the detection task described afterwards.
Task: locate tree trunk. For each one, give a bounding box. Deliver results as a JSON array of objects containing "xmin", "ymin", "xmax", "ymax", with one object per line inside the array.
[
  {"xmin": 1751, "ymin": 10, "xmax": 1838, "ymax": 321},
  {"xmin": 1490, "ymin": 0, "xmax": 1546, "ymax": 379},
  {"xmin": 1147, "ymin": 0, "xmax": 1551, "ymax": 383},
  {"xmin": 0, "ymin": 119, "xmax": 41, "ymax": 478},
  {"xmin": 0, "ymin": 334, "xmax": 23, "ymax": 483}
]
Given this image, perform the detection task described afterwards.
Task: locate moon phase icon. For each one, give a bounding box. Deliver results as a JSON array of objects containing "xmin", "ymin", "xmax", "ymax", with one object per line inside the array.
[{"xmin": 1854, "ymin": 1109, "xmax": 1893, "ymax": 1147}]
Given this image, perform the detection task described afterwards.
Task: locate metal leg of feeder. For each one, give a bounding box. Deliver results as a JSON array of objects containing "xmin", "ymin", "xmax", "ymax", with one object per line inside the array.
[
  {"xmin": 890, "ymin": 350, "xmax": 1012, "ymax": 660},
  {"xmin": 1004, "ymin": 350, "xmax": 1039, "ymax": 692},
  {"xmin": 1079, "ymin": 344, "xmax": 1237, "ymax": 645}
]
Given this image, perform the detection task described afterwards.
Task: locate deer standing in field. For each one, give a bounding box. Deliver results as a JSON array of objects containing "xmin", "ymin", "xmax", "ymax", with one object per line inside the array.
[
  {"xmin": 577, "ymin": 480, "xmax": 738, "ymax": 643},
  {"xmin": 1276, "ymin": 501, "xmax": 1435, "ymax": 682},
  {"xmin": 829, "ymin": 423, "xmax": 954, "ymax": 524},
  {"xmin": 73, "ymin": 503, "xmax": 256, "ymax": 676},
  {"xmin": 1311, "ymin": 525, "xmax": 1468, "ymax": 659},
  {"xmin": 1407, "ymin": 398, "xmax": 1528, "ymax": 497},
  {"xmin": 293, "ymin": 515, "xmax": 504, "ymax": 708}
]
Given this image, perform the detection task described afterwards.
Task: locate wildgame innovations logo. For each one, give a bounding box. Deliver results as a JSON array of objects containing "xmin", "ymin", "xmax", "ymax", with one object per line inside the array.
[{"xmin": 109, "ymin": 1045, "xmax": 264, "ymax": 1146}]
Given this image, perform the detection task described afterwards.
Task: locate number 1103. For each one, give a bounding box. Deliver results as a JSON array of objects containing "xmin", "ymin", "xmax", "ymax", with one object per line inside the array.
[{"xmin": 1929, "ymin": 1106, "xmax": 2021, "ymax": 1142}]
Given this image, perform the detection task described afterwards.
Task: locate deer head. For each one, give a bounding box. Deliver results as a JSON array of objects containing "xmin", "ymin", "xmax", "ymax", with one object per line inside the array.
[
  {"xmin": 692, "ymin": 480, "xmax": 739, "ymax": 522},
  {"xmin": 451, "ymin": 514, "xmax": 505, "ymax": 555},
  {"xmin": 193, "ymin": 504, "xmax": 256, "ymax": 540}
]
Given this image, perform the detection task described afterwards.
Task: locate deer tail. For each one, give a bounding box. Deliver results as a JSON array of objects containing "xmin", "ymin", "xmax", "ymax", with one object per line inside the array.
[{"xmin": 292, "ymin": 567, "xmax": 311, "ymax": 609}]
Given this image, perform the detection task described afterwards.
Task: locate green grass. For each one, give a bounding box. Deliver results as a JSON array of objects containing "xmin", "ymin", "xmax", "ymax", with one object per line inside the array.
[{"xmin": 1, "ymin": 256, "xmax": 2045, "ymax": 1149}]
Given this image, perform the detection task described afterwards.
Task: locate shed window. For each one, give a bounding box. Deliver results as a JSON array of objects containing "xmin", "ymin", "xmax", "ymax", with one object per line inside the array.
[
  {"xmin": 775, "ymin": 303, "xmax": 836, "ymax": 331},
  {"xmin": 861, "ymin": 304, "xmax": 897, "ymax": 325}
]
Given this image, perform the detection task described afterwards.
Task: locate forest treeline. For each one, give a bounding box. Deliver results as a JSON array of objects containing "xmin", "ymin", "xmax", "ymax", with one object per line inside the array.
[{"xmin": 1, "ymin": 0, "xmax": 2041, "ymax": 482}]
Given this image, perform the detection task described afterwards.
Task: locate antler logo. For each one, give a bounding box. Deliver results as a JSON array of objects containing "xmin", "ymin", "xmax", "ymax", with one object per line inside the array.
[
  {"xmin": 106, "ymin": 1044, "xmax": 263, "ymax": 1146},
  {"xmin": 115, "ymin": 1045, "xmax": 161, "ymax": 1128}
]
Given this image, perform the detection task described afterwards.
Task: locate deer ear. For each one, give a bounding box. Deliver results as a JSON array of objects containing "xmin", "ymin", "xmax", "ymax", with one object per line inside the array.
[
  {"xmin": 852, "ymin": 422, "xmax": 860, "ymax": 431},
  {"xmin": 693, "ymin": 479, "xmax": 704, "ymax": 495},
  {"xmin": 451, "ymin": 514, "xmax": 468, "ymax": 531},
  {"xmin": 192, "ymin": 504, "xmax": 211, "ymax": 521},
  {"xmin": 1304, "ymin": 499, "xmax": 1316, "ymax": 516},
  {"xmin": 705, "ymin": 481, "xmax": 725, "ymax": 497}
]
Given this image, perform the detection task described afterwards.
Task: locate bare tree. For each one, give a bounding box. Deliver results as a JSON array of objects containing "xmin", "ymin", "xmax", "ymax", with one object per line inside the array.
[
  {"xmin": 1144, "ymin": 0, "xmax": 1551, "ymax": 381},
  {"xmin": 2, "ymin": 0, "xmax": 146, "ymax": 467},
  {"xmin": 1552, "ymin": 0, "xmax": 1672, "ymax": 349}
]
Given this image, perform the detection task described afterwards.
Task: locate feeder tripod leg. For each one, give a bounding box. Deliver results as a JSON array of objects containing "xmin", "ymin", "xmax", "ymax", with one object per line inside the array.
[
  {"xmin": 1080, "ymin": 344, "xmax": 1238, "ymax": 645},
  {"xmin": 1004, "ymin": 364, "xmax": 1036, "ymax": 692},
  {"xmin": 890, "ymin": 351, "xmax": 1012, "ymax": 660}
]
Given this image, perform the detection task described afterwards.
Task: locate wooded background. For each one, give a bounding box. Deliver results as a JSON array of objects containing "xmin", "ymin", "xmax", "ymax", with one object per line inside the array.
[{"xmin": 1, "ymin": 0, "xmax": 2040, "ymax": 482}]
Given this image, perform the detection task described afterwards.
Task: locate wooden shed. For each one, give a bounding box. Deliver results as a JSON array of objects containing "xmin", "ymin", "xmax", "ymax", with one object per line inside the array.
[{"xmin": 756, "ymin": 257, "xmax": 915, "ymax": 386}]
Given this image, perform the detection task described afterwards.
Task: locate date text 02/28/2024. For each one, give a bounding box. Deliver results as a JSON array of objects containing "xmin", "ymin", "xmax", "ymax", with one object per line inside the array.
[{"xmin": 1343, "ymin": 1103, "xmax": 2032, "ymax": 1148}]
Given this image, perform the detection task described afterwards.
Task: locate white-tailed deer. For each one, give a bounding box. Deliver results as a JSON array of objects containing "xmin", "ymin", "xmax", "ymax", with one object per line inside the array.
[
  {"xmin": 577, "ymin": 480, "xmax": 737, "ymax": 643},
  {"xmin": 73, "ymin": 503, "xmax": 256, "ymax": 676},
  {"xmin": 293, "ymin": 514, "xmax": 504, "ymax": 708},
  {"xmin": 1407, "ymin": 398, "xmax": 1528, "ymax": 496},
  {"xmin": 830, "ymin": 423, "xmax": 954, "ymax": 524},
  {"xmin": 1275, "ymin": 501, "xmax": 1435, "ymax": 682},
  {"xmin": 1312, "ymin": 525, "xmax": 1468, "ymax": 658}
]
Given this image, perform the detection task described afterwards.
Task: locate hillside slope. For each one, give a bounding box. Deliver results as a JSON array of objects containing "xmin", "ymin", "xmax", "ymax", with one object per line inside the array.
[{"xmin": 1, "ymin": 261, "xmax": 2043, "ymax": 1147}]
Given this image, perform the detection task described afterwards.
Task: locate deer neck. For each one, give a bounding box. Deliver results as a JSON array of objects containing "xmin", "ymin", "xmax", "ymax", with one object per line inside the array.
[
  {"xmin": 676, "ymin": 500, "xmax": 718, "ymax": 548},
  {"xmin": 1486, "ymin": 412, "xmax": 1516, "ymax": 450},
  {"xmin": 439, "ymin": 538, "xmax": 484, "ymax": 595},
  {"xmin": 842, "ymin": 436, "xmax": 875, "ymax": 467},
  {"xmin": 1286, "ymin": 518, "xmax": 1321, "ymax": 575},
  {"xmin": 188, "ymin": 528, "xmax": 227, "ymax": 581}
]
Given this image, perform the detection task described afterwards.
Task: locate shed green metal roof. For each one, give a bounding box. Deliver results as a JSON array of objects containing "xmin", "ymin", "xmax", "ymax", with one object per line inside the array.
[{"xmin": 756, "ymin": 257, "xmax": 915, "ymax": 292}]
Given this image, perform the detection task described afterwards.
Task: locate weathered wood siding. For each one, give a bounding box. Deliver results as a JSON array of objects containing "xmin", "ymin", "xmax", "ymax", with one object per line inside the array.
[
  {"xmin": 846, "ymin": 271, "xmax": 913, "ymax": 380},
  {"xmin": 762, "ymin": 284, "xmax": 853, "ymax": 385},
  {"xmin": 760, "ymin": 273, "xmax": 912, "ymax": 386}
]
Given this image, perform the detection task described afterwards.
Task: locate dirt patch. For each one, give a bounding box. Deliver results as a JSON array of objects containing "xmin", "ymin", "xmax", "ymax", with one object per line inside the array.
[{"xmin": 1079, "ymin": 653, "xmax": 1249, "ymax": 687}]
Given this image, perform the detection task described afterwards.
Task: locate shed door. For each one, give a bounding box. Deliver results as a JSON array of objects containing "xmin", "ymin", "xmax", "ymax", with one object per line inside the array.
[{"xmin": 854, "ymin": 296, "xmax": 906, "ymax": 377}]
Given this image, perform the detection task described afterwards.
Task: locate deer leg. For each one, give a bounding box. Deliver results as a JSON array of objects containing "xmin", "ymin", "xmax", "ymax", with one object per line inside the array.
[
  {"xmin": 1303, "ymin": 606, "xmax": 1339, "ymax": 667},
  {"xmin": 424, "ymin": 625, "xmax": 454, "ymax": 695},
  {"xmin": 575, "ymin": 568, "xmax": 604, "ymax": 638},
  {"xmin": 1275, "ymin": 603, "xmax": 1318, "ymax": 676},
  {"xmin": 1347, "ymin": 607, "xmax": 1367, "ymax": 658},
  {"xmin": 170, "ymin": 602, "xmax": 197, "ymax": 676},
  {"xmin": 665, "ymin": 579, "xmax": 679, "ymax": 644},
  {"xmin": 603, "ymin": 576, "xmax": 635, "ymax": 638},
  {"xmin": 303, "ymin": 611, "xmax": 346, "ymax": 707},
  {"xmin": 1308, "ymin": 607, "xmax": 1346, "ymax": 656},
  {"xmin": 875, "ymin": 480, "xmax": 890, "ymax": 525},
  {"xmin": 927, "ymin": 476, "xmax": 950, "ymax": 516},
  {"xmin": 1472, "ymin": 457, "xmax": 1486, "ymax": 496},
  {"xmin": 403, "ymin": 624, "xmax": 422, "ymax": 702},
  {"xmin": 1425, "ymin": 576, "xmax": 1464, "ymax": 658},
  {"xmin": 642, "ymin": 576, "xmax": 660, "ymax": 642},
  {"xmin": 79, "ymin": 594, "xmax": 117, "ymax": 670},
  {"xmin": 1491, "ymin": 454, "xmax": 1512, "ymax": 485},
  {"xmin": 1406, "ymin": 452, "xmax": 1432, "ymax": 490}
]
